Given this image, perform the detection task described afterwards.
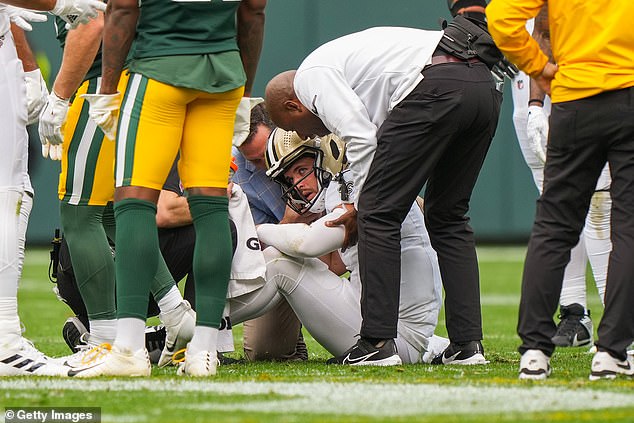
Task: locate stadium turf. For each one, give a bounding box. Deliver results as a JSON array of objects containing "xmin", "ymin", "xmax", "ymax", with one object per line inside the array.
[{"xmin": 3, "ymin": 247, "xmax": 633, "ymax": 423}]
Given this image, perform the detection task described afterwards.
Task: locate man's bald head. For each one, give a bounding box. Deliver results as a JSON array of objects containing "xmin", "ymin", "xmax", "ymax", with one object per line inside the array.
[
  {"xmin": 264, "ymin": 70, "xmax": 331, "ymax": 139},
  {"xmin": 264, "ymin": 70, "xmax": 297, "ymax": 121}
]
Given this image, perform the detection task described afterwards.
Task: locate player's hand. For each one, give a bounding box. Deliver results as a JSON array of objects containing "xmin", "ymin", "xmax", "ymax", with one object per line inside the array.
[
  {"xmin": 325, "ymin": 203, "xmax": 358, "ymax": 251},
  {"xmin": 24, "ymin": 69, "xmax": 49, "ymax": 125},
  {"xmin": 39, "ymin": 92, "xmax": 69, "ymax": 144},
  {"xmin": 232, "ymin": 96, "xmax": 264, "ymax": 147},
  {"xmin": 51, "ymin": 0, "xmax": 106, "ymax": 30},
  {"xmin": 81, "ymin": 92, "xmax": 121, "ymax": 140},
  {"xmin": 0, "ymin": 4, "xmax": 47, "ymax": 31},
  {"xmin": 527, "ymin": 105, "xmax": 549, "ymax": 164},
  {"xmin": 38, "ymin": 92, "xmax": 69, "ymax": 161},
  {"xmin": 534, "ymin": 62, "xmax": 557, "ymax": 95}
]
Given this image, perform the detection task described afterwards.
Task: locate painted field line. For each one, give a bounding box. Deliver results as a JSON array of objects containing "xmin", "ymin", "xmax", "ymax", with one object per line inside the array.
[{"xmin": 2, "ymin": 380, "xmax": 633, "ymax": 417}]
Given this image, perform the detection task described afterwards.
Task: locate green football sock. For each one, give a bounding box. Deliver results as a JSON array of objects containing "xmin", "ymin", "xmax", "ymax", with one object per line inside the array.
[
  {"xmin": 150, "ymin": 252, "xmax": 177, "ymax": 304},
  {"xmin": 187, "ymin": 195, "xmax": 231, "ymax": 328},
  {"xmin": 113, "ymin": 198, "xmax": 158, "ymax": 320},
  {"xmin": 60, "ymin": 202, "xmax": 116, "ymax": 320}
]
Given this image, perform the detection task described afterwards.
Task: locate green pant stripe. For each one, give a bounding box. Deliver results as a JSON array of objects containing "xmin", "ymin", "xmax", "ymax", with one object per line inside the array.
[
  {"xmin": 62, "ymin": 78, "xmax": 104, "ymax": 205},
  {"xmin": 116, "ymin": 73, "xmax": 148, "ymax": 187}
]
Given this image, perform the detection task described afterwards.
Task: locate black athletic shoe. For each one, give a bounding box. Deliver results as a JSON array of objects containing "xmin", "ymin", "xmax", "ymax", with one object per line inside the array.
[
  {"xmin": 293, "ymin": 330, "xmax": 309, "ymax": 361},
  {"xmin": 145, "ymin": 324, "xmax": 166, "ymax": 365},
  {"xmin": 326, "ymin": 338, "xmax": 402, "ymax": 366},
  {"xmin": 218, "ymin": 352, "xmax": 243, "ymax": 365},
  {"xmin": 62, "ymin": 316, "xmax": 89, "ymax": 353},
  {"xmin": 551, "ymin": 303, "xmax": 593, "ymax": 347},
  {"xmin": 430, "ymin": 340, "xmax": 488, "ymax": 365}
]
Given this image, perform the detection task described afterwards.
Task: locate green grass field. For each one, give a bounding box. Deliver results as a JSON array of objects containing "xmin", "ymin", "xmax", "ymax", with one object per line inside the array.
[{"xmin": 2, "ymin": 246, "xmax": 634, "ymax": 423}]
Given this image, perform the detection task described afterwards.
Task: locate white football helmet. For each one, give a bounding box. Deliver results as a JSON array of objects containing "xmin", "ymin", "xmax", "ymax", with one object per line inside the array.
[{"xmin": 265, "ymin": 128, "xmax": 346, "ymax": 214}]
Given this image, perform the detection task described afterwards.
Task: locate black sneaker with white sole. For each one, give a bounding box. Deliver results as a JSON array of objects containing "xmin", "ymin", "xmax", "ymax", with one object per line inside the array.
[
  {"xmin": 430, "ymin": 340, "xmax": 488, "ymax": 365},
  {"xmin": 326, "ymin": 338, "xmax": 402, "ymax": 366},
  {"xmin": 551, "ymin": 303, "xmax": 593, "ymax": 347},
  {"xmin": 145, "ymin": 324, "xmax": 166, "ymax": 365},
  {"xmin": 62, "ymin": 316, "xmax": 89, "ymax": 353}
]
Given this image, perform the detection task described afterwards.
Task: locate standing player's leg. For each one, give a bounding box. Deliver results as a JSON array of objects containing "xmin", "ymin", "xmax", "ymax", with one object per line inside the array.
[
  {"xmin": 0, "ymin": 31, "xmax": 67, "ymax": 376},
  {"xmin": 69, "ymin": 74, "xmax": 184, "ymax": 377},
  {"xmin": 176, "ymin": 86, "xmax": 242, "ymax": 376}
]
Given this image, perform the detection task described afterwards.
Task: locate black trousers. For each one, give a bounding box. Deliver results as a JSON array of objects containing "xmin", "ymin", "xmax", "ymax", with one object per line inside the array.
[
  {"xmin": 56, "ymin": 224, "xmax": 197, "ymax": 323},
  {"xmin": 357, "ymin": 62, "xmax": 501, "ymax": 341},
  {"xmin": 518, "ymin": 86, "xmax": 634, "ymax": 360}
]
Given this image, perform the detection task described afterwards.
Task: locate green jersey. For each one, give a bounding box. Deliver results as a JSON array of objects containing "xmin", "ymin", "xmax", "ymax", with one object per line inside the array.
[{"xmin": 134, "ymin": 0, "xmax": 241, "ymax": 59}]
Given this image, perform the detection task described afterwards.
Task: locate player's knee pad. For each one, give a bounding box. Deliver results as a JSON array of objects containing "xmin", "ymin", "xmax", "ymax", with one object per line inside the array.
[
  {"xmin": 263, "ymin": 247, "xmax": 305, "ymax": 295},
  {"xmin": 587, "ymin": 190, "xmax": 611, "ymax": 235},
  {"xmin": 0, "ymin": 190, "xmax": 21, "ymax": 276}
]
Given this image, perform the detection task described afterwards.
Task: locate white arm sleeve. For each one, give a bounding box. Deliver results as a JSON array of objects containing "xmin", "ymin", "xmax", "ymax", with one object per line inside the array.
[
  {"xmin": 295, "ymin": 68, "xmax": 378, "ymax": 202},
  {"xmin": 256, "ymin": 208, "xmax": 346, "ymax": 258}
]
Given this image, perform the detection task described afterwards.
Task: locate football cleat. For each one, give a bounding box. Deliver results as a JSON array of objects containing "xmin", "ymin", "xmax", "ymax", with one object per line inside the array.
[
  {"xmin": 68, "ymin": 344, "xmax": 151, "ymax": 378},
  {"xmin": 519, "ymin": 349, "xmax": 552, "ymax": 380},
  {"xmin": 145, "ymin": 324, "xmax": 166, "ymax": 365},
  {"xmin": 0, "ymin": 335, "xmax": 69, "ymax": 377},
  {"xmin": 62, "ymin": 316, "xmax": 89, "ymax": 353},
  {"xmin": 327, "ymin": 338, "xmax": 402, "ymax": 366},
  {"xmin": 551, "ymin": 303, "xmax": 593, "ymax": 347},
  {"xmin": 430, "ymin": 340, "xmax": 488, "ymax": 365},
  {"xmin": 158, "ymin": 301, "xmax": 195, "ymax": 367},
  {"xmin": 56, "ymin": 334, "xmax": 105, "ymax": 369},
  {"xmin": 175, "ymin": 345, "xmax": 219, "ymax": 377},
  {"xmin": 589, "ymin": 351, "xmax": 634, "ymax": 381}
]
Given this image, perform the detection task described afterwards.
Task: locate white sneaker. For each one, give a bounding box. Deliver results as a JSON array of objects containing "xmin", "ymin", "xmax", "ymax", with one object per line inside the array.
[
  {"xmin": 589, "ymin": 351, "xmax": 634, "ymax": 381},
  {"xmin": 519, "ymin": 349, "xmax": 552, "ymax": 380},
  {"xmin": 0, "ymin": 335, "xmax": 69, "ymax": 377},
  {"xmin": 176, "ymin": 345, "xmax": 218, "ymax": 377},
  {"xmin": 158, "ymin": 301, "xmax": 195, "ymax": 367},
  {"xmin": 422, "ymin": 335, "xmax": 450, "ymax": 364},
  {"xmin": 57, "ymin": 335, "xmax": 111, "ymax": 369},
  {"xmin": 68, "ymin": 344, "xmax": 151, "ymax": 378}
]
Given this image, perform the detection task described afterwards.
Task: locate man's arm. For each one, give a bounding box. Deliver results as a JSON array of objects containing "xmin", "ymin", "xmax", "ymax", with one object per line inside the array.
[
  {"xmin": 99, "ymin": 0, "xmax": 137, "ymax": 94},
  {"xmin": 53, "ymin": 13, "xmax": 103, "ymax": 99},
  {"xmin": 236, "ymin": 0, "xmax": 266, "ymax": 97},
  {"xmin": 12, "ymin": 24, "xmax": 49, "ymax": 126},
  {"xmin": 156, "ymin": 190, "xmax": 193, "ymax": 229},
  {"xmin": 2, "ymin": 0, "xmax": 105, "ymax": 29},
  {"xmin": 528, "ymin": 2, "xmax": 550, "ymax": 104},
  {"xmin": 257, "ymin": 208, "xmax": 346, "ymax": 259},
  {"xmin": 486, "ymin": 0, "xmax": 549, "ymax": 78},
  {"xmin": 11, "ymin": 23, "xmax": 38, "ymax": 71},
  {"xmin": 1, "ymin": 0, "xmax": 55, "ymax": 10}
]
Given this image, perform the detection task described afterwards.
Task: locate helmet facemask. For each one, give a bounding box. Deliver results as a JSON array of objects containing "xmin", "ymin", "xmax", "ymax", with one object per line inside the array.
[
  {"xmin": 265, "ymin": 129, "xmax": 347, "ymax": 215},
  {"xmin": 271, "ymin": 149, "xmax": 332, "ymax": 214}
]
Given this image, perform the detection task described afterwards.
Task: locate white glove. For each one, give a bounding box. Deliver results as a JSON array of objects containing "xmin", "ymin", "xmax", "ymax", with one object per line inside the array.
[
  {"xmin": 232, "ymin": 97, "xmax": 264, "ymax": 147},
  {"xmin": 527, "ymin": 105, "xmax": 549, "ymax": 164},
  {"xmin": 0, "ymin": 4, "xmax": 48, "ymax": 31},
  {"xmin": 50, "ymin": 0, "xmax": 106, "ymax": 30},
  {"xmin": 24, "ymin": 69, "xmax": 49, "ymax": 125},
  {"xmin": 38, "ymin": 92, "xmax": 69, "ymax": 153},
  {"xmin": 81, "ymin": 92, "xmax": 121, "ymax": 140}
]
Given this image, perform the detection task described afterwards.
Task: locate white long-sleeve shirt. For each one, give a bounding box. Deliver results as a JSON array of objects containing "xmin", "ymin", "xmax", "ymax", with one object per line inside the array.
[
  {"xmin": 0, "ymin": 9, "xmax": 10, "ymax": 35},
  {"xmin": 294, "ymin": 27, "xmax": 443, "ymax": 198}
]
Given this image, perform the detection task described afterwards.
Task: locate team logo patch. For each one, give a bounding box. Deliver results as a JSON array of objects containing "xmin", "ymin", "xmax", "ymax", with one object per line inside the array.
[{"xmin": 516, "ymin": 79, "xmax": 524, "ymax": 90}]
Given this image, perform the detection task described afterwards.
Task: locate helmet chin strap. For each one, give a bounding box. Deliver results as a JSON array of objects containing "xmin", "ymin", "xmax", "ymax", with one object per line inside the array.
[{"xmin": 307, "ymin": 189, "xmax": 327, "ymax": 214}]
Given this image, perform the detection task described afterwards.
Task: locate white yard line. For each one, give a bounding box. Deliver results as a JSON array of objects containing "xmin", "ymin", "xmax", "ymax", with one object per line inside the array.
[{"xmin": 2, "ymin": 380, "xmax": 633, "ymax": 417}]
